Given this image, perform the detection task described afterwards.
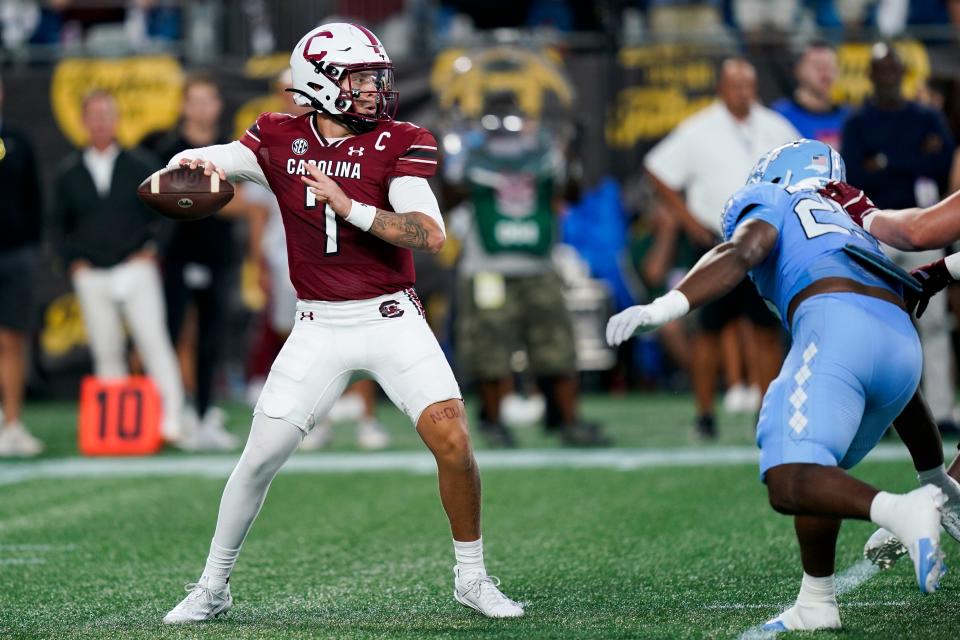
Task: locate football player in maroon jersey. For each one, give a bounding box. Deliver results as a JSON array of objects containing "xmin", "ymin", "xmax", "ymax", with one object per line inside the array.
[{"xmin": 163, "ymin": 23, "xmax": 523, "ymax": 623}]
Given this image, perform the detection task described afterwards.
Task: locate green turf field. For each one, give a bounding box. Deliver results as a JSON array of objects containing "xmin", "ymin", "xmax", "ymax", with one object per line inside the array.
[{"xmin": 1, "ymin": 395, "xmax": 957, "ymax": 639}]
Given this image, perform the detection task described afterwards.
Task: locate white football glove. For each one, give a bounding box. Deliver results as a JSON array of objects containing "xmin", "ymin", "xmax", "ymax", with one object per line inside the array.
[{"xmin": 605, "ymin": 290, "xmax": 690, "ymax": 347}]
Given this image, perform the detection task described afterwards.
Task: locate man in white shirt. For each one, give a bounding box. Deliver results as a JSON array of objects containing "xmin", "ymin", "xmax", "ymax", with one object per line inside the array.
[
  {"xmin": 51, "ymin": 90, "xmax": 186, "ymax": 444},
  {"xmin": 645, "ymin": 57, "xmax": 800, "ymax": 438}
]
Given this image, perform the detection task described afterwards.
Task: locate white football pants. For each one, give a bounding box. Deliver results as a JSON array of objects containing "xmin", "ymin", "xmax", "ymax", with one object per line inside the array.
[
  {"xmin": 255, "ymin": 290, "xmax": 462, "ymax": 431},
  {"xmin": 72, "ymin": 258, "xmax": 185, "ymax": 440}
]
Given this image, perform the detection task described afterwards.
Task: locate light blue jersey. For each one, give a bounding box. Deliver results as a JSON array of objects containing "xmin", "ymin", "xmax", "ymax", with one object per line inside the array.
[
  {"xmin": 720, "ymin": 177, "xmax": 921, "ymax": 480},
  {"xmin": 720, "ymin": 182, "xmax": 901, "ymax": 325}
]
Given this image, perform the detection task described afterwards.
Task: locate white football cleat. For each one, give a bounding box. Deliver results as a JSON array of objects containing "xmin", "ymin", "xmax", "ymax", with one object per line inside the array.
[
  {"xmin": 328, "ymin": 393, "xmax": 365, "ymax": 423},
  {"xmin": 200, "ymin": 408, "xmax": 238, "ymax": 450},
  {"xmin": 864, "ymin": 527, "xmax": 908, "ymax": 570},
  {"xmin": 0, "ymin": 422, "xmax": 43, "ymax": 457},
  {"xmin": 453, "ymin": 567, "xmax": 524, "ymax": 618},
  {"xmin": 880, "ymin": 485, "xmax": 947, "ymax": 594},
  {"xmin": 762, "ymin": 601, "xmax": 841, "ymax": 633},
  {"xmin": 722, "ymin": 384, "xmax": 750, "ymax": 414},
  {"xmin": 163, "ymin": 577, "xmax": 232, "ymax": 624},
  {"xmin": 356, "ymin": 420, "xmax": 390, "ymax": 450},
  {"xmin": 500, "ymin": 393, "xmax": 545, "ymax": 426}
]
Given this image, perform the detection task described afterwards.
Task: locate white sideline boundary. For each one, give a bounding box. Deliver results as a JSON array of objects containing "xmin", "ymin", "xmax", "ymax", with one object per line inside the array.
[{"xmin": 0, "ymin": 443, "xmax": 941, "ymax": 487}]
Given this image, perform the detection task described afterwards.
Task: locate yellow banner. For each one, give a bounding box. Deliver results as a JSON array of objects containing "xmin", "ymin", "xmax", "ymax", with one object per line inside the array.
[
  {"xmin": 51, "ymin": 55, "xmax": 184, "ymax": 148},
  {"xmin": 431, "ymin": 46, "xmax": 573, "ymax": 118},
  {"xmin": 834, "ymin": 40, "xmax": 930, "ymax": 106},
  {"xmin": 607, "ymin": 44, "xmax": 721, "ymax": 149}
]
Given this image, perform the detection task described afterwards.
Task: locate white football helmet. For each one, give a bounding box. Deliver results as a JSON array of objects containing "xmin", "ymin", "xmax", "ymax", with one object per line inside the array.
[{"xmin": 288, "ymin": 23, "xmax": 398, "ymax": 133}]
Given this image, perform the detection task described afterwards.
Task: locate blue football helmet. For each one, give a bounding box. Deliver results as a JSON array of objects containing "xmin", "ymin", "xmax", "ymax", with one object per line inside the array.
[{"xmin": 745, "ymin": 138, "xmax": 845, "ymax": 189}]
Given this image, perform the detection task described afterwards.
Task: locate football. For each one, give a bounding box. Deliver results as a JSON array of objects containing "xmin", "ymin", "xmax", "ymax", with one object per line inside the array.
[{"xmin": 137, "ymin": 166, "xmax": 234, "ymax": 221}]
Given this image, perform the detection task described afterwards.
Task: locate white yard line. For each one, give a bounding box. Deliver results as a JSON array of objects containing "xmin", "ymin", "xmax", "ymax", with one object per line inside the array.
[
  {"xmin": 0, "ymin": 543, "xmax": 78, "ymax": 566},
  {"xmin": 708, "ymin": 599, "xmax": 907, "ymax": 610},
  {"xmin": 0, "ymin": 443, "xmax": 940, "ymax": 487},
  {"xmin": 737, "ymin": 560, "xmax": 881, "ymax": 640}
]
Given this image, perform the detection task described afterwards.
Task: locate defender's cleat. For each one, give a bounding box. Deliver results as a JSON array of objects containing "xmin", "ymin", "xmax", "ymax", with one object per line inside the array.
[
  {"xmin": 914, "ymin": 536, "xmax": 946, "ymax": 594},
  {"xmin": 163, "ymin": 577, "xmax": 232, "ymax": 624},
  {"xmin": 761, "ymin": 602, "xmax": 841, "ymax": 633},
  {"xmin": 864, "ymin": 527, "xmax": 907, "ymax": 570},
  {"xmin": 880, "ymin": 485, "xmax": 947, "ymax": 594},
  {"xmin": 454, "ymin": 567, "xmax": 524, "ymax": 618}
]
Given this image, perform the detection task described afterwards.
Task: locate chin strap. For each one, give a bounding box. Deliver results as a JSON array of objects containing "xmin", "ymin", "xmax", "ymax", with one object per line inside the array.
[
  {"xmin": 285, "ymin": 87, "xmax": 322, "ymax": 110},
  {"xmin": 284, "ymin": 88, "xmax": 375, "ymax": 135}
]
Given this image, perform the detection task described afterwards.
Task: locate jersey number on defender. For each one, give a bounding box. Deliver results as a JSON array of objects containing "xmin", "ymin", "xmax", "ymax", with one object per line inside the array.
[
  {"xmin": 304, "ymin": 186, "xmax": 339, "ymax": 255},
  {"xmin": 794, "ymin": 198, "xmax": 852, "ymax": 239}
]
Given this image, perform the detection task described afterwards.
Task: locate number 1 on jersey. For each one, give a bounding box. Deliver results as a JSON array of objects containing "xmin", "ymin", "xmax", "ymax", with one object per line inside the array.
[{"xmin": 304, "ymin": 185, "xmax": 339, "ymax": 255}]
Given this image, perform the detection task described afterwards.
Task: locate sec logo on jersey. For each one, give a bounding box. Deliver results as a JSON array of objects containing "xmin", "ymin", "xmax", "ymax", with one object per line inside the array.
[{"xmin": 292, "ymin": 138, "xmax": 309, "ymax": 155}]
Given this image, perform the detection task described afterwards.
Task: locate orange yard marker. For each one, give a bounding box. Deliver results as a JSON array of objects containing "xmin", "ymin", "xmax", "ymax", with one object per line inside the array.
[{"xmin": 78, "ymin": 376, "xmax": 163, "ymax": 456}]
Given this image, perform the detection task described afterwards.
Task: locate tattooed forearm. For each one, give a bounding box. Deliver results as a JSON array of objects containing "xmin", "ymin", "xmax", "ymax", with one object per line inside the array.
[{"xmin": 369, "ymin": 210, "xmax": 441, "ymax": 252}]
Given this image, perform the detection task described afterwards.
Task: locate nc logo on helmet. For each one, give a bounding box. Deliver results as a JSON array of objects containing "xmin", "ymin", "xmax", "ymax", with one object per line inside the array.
[{"xmin": 292, "ymin": 138, "xmax": 309, "ymax": 155}]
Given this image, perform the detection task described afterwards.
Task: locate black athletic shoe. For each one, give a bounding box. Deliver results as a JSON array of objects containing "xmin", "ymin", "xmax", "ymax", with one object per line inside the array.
[
  {"xmin": 560, "ymin": 422, "xmax": 612, "ymax": 447},
  {"xmin": 695, "ymin": 414, "xmax": 717, "ymax": 440},
  {"xmin": 479, "ymin": 421, "xmax": 517, "ymax": 448}
]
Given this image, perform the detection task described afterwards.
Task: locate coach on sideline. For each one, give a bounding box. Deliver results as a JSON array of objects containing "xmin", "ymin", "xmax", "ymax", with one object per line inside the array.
[
  {"xmin": 0, "ymin": 74, "xmax": 44, "ymax": 457},
  {"xmin": 50, "ymin": 90, "xmax": 186, "ymax": 445}
]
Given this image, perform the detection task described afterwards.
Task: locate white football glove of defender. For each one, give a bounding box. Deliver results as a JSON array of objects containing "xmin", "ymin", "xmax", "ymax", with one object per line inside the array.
[{"xmin": 606, "ymin": 290, "xmax": 690, "ymax": 347}]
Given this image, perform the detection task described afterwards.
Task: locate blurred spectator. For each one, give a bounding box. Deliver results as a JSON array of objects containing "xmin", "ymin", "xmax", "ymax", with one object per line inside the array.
[
  {"xmin": 50, "ymin": 90, "xmax": 186, "ymax": 445},
  {"xmin": 124, "ymin": 0, "xmax": 180, "ymax": 48},
  {"xmin": 1, "ymin": 0, "xmax": 40, "ymax": 49},
  {"xmin": 802, "ymin": 0, "xmax": 843, "ymax": 30},
  {"xmin": 646, "ymin": 0, "xmax": 727, "ymax": 38},
  {"xmin": 629, "ymin": 197, "xmax": 695, "ymax": 383},
  {"xmin": 874, "ymin": 0, "xmax": 960, "ymax": 38},
  {"xmin": 842, "ymin": 44, "xmax": 954, "ymax": 214},
  {"xmin": 644, "ymin": 58, "xmax": 798, "ymax": 439},
  {"xmin": 451, "ymin": 93, "xmax": 609, "ymax": 447},
  {"xmin": 772, "ymin": 40, "xmax": 849, "ymax": 148},
  {"xmin": 842, "ymin": 42, "xmax": 957, "ymax": 434},
  {"xmin": 147, "ymin": 72, "xmax": 239, "ymax": 451},
  {"xmin": 526, "ymin": 0, "xmax": 575, "ymax": 31},
  {"xmin": 27, "ymin": 0, "xmax": 72, "ymax": 47},
  {"xmin": 0, "ymin": 74, "xmax": 44, "ymax": 457},
  {"xmin": 734, "ymin": 0, "xmax": 799, "ymax": 35},
  {"xmin": 242, "ymin": 0, "xmax": 274, "ymax": 55}
]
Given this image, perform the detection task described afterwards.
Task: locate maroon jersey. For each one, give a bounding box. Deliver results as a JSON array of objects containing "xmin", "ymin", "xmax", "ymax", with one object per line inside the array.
[{"xmin": 239, "ymin": 112, "xmax": 438, "ymax": 301}]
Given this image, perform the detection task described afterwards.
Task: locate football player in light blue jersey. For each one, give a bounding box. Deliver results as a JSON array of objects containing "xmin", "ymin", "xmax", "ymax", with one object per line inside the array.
[{"xmin": 608, "ymin": 139, "xmax": 948, "ymax": 633}]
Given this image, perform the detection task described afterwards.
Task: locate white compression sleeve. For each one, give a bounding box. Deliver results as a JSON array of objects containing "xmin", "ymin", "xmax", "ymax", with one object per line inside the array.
[
  {"xmin": 387, "ymin": 176, "xmax": 445, "ymax": 237},
  {"xmin": 204, "ymin": 413, "xmax": 303, "ymax": 581},
  {"xmin": 168, "ymin": 140, "xmax": 269, "ymax": 189},
  {"xmin": 944, "ymin": 252, "xmax": 960, "ymax": 280}
]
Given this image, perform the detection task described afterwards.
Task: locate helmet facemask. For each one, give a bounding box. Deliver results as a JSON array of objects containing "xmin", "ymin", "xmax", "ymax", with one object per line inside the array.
[{"xmin": 290, "ymin": 60, "xmax": 398, "ymax": 134}]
